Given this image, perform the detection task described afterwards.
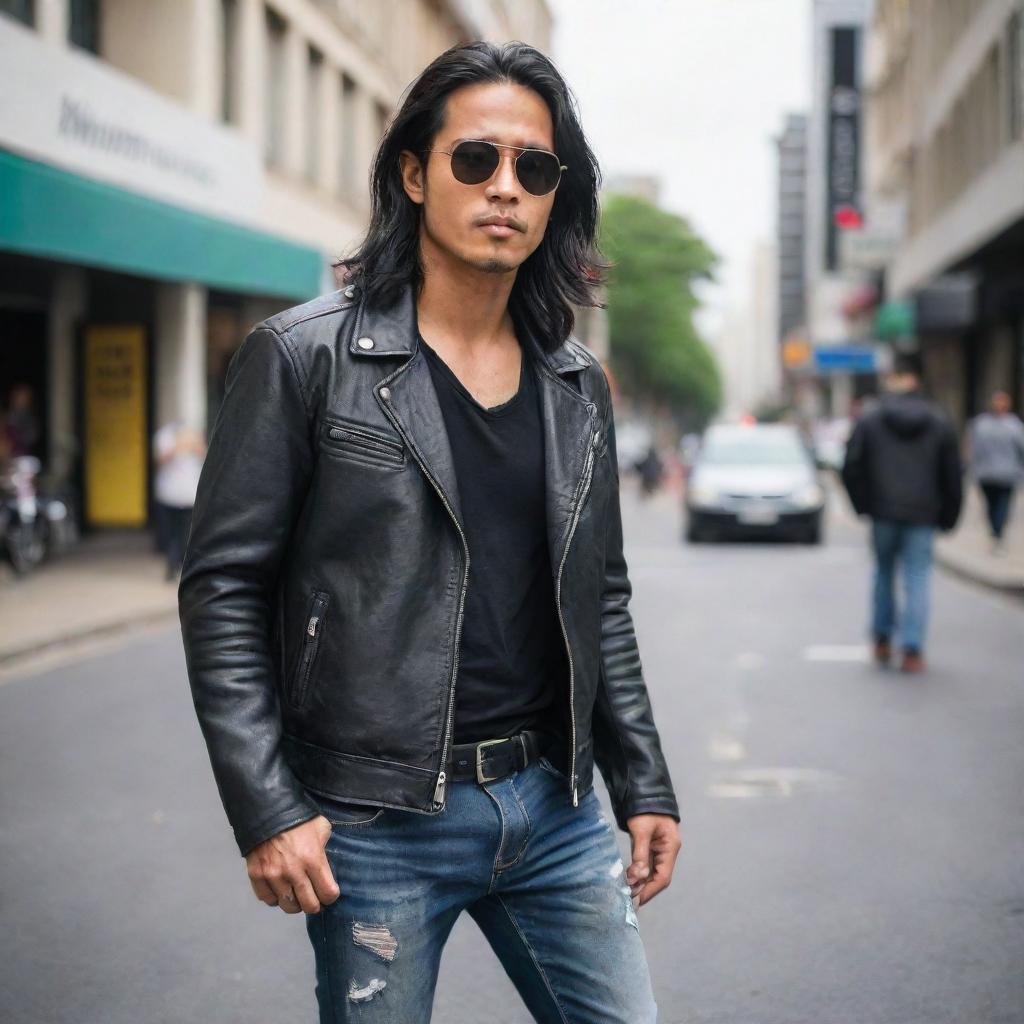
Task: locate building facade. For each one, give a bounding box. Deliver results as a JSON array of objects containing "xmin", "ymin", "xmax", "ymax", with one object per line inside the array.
[
  {"xmin": 802, "ymin": 0, "xmax": 874, "ymax": 417},
  {"xmin": 776, "ymin": 113, "xmax": 809, "ymax": 349},
  {"xmin": 0, "ymin": 0, "xmax": 551, "ymax": 531},
  {"xmin": 866, "ymin": 0, "xmax": 1024, "ymax": 426}
]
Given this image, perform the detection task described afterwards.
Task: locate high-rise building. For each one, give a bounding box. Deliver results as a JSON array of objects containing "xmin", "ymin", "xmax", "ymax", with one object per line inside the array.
[
  {"xmin": 776, "ymin": 113, "xmax": 808, "ymax": 347},
  {"xmin": 803, "ymin": 0, "xmax": 872, "ymax": 416}
]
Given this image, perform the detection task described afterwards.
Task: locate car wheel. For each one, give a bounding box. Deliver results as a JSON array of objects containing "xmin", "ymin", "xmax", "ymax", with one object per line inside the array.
[{"xmin": 802, "ymin": 518, "xmax": 823, "ymax": 545}]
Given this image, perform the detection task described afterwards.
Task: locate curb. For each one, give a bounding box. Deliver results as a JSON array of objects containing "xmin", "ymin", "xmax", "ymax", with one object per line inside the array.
[
  {"xmin": 0, "ymin": 607, "xmax": 180, "ymax": 670},
  {"xmin": 934, "ymin": 544, "xmax": 1024, "ymax": 596}
]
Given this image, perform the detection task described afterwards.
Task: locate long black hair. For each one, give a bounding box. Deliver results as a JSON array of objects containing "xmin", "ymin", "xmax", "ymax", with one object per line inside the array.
[{"xmin": 334, "ymin": 40, "xmax": 607, "ymax": 352}]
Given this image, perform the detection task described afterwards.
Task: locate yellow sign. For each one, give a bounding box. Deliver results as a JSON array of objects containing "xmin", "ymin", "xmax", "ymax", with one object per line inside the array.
[{"xmin": 84, "ymin": 325, "xmax": 148, "ymax": 526}]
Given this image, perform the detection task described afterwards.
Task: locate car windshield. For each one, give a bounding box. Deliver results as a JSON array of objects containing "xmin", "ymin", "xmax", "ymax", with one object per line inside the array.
[{"xmin": 700, "ymin": 432, "xmax": 809, "ymax": 466}]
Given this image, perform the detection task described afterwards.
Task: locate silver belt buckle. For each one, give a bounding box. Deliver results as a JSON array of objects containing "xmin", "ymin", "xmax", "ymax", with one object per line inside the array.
[{"xmin": 475, "ymin": 737, "xmax": 511, "ymax": 784}]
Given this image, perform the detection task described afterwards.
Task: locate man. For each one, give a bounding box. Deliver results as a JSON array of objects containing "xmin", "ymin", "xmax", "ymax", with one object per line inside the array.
[
  {"xmin": 841, "ymin": 353, "xmax": 962, "ymax": 673},
  {"xmin": 966, "ymin": 390, "xmax": 1024, "ymax": 552},
  {"xmin": 179, "ymin": 40, "xmax": 680, "ymax": 1023}
]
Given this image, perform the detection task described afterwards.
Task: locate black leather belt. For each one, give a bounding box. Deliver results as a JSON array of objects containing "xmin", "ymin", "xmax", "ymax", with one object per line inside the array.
[{"xmin": 447, "ymin": 729, "xmax": 550, "ymax": 784}]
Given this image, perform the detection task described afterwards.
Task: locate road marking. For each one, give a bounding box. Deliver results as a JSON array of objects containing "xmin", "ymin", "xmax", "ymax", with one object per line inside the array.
[
  {"xmin": 708, "ymin": 767, "xmax": 842, "ymax": 799},
  {"xmin": 802, "ymin": 645, "xmax": 870, "ymax": 663}
]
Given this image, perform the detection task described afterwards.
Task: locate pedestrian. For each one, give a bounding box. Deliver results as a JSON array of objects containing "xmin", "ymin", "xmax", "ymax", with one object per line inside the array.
[
  {"xmin": 153, "ymin": 420, "xmax": 205, "ymax": 581},
  {"xmin": 3, "ymin": 382, "xmax": 40, "ymax": 458},
  {"xmin": 966, "ymin": 390, "xmax": 1024, "ymax": 552},
  {"xmin": 178, "ymin": 41, "xmax": 681, "ymax": 1024},
  {"xmin": 841, "ymin": 352, "xmax": 962, "ymax": 673},
  {"xmin": 636, "ymin": 443, "xmax": 664, "ymax": 497}
]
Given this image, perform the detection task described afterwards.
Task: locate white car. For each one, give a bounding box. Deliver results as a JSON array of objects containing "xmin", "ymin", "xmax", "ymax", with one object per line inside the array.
[{"xmin": 685, "ymin": 423, "xmax": 826, "ymax": 544}]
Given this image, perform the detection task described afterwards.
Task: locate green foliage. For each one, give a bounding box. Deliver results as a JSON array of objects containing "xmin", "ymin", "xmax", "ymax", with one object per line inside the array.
[{"xmin": 599, "ymin": 194, "xmax": 722, "ymax": 428}]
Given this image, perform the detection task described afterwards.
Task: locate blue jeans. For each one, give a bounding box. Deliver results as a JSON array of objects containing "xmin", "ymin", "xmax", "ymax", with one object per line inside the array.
[
  {"xmin": 304, "ymin": 756, "xmax": 657, "ymax": 1023},
  {"xmin": 871, "ymin": 519, "xmax": 935, "ymax": 653}
]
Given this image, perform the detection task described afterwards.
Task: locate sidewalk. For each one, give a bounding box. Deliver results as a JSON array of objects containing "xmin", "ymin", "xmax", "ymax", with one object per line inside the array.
[
  {"xmin": 935, "ymin": 486, "xmax": 1024, "ymax": 594},
  {"xmin": 0, "ymin": 530, "xmax": 179, "ymax": 667}
]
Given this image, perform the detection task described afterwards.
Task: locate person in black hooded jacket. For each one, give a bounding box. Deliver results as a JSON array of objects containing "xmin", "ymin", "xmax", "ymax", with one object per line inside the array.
[{"xmin": 841, "ymin": 353, "xmax": 962, "ymax": 672}]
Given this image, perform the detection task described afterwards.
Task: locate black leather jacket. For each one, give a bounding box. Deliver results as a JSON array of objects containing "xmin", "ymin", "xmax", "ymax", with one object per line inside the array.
[{"xmin": 178, "ymin": 281, "xmax": 679, "ymax": 856}]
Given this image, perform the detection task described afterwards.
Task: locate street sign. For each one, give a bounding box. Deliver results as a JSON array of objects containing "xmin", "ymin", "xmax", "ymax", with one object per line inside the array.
[{"xmin": 813, "ymin": 345, "xmax": 878, "ymax": 374}]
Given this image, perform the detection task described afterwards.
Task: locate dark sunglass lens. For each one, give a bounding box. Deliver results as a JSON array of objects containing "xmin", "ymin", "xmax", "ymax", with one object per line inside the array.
[
  {"xmin": 450, "ymin": 141, "xmax": 499, "ymax": 185},
  {"xmin": 516, "ymin": 151, "xmax": 560, "ymax": 195}
]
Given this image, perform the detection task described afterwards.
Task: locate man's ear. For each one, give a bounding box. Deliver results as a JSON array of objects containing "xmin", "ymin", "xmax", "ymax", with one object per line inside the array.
[{"xmin": 399, "ymin": 150, "xmax": 426, "ymax": 206}]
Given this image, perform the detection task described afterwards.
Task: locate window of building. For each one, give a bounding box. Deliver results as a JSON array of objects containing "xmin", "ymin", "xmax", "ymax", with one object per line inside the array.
[
  {"xmin": 264, "ymin": 7, "xmax": 287, "ymax": 170},
  {"xmin": 1011, "ymin": 10, "xmax": 1024, "ymax": 141},
  {"xmin": 306, "ymin": 46, "xmax": 323, "ymax": 185},
  {"xmin": 338, "ymin": 72, "xmax": 357, "ymax": 199},
  {"xmin": 0, "ymin": 0, "xmax": 33, "ymax": 26},
  {"xmin": 68, "ymin": 0, "xmax": 99, "ymax": 53},
  {"xmin": 220, "ymin": 0, "xmax": 239, "ymax": 125}
]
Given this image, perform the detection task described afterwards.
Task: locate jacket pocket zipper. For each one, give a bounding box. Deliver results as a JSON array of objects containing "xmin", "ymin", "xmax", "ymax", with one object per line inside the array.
[
  {"xmin": 326, "ymin": 424, "xmax": 405, "ymax": 463},
  {"xmin": 292, "ymin": 590, "xmax": 330, "ymax": 707}
]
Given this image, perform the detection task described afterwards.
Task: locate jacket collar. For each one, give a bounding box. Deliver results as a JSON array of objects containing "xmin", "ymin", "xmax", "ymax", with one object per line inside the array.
[
  {"xmin": 347, "ymin": 280, "xmax": 588, "ymax": 377},
  {"xmin": 348, "ymin": 280, "xmax": 597, "ymax": 562}
]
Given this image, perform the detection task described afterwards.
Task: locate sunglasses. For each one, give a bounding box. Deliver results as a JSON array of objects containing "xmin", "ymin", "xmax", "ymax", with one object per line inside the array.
[{"xmin": 426, "ymin": 139, "xmax": 567, "ymax": 197}]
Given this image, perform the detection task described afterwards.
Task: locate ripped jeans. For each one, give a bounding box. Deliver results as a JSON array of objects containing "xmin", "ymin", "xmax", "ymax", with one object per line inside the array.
[{"xmin": 304, "ymin": 755, "xmax": 658, "ymax": 1023}]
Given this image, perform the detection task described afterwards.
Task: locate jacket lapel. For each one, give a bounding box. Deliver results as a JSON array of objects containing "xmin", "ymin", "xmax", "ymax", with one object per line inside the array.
[
  {"xmin": 522, "ymin": 328, "xmax": 598, "ymax": 578},
  {"xmin": 348, "ymin": 282, "xmax": 597, "ymax": 557}
]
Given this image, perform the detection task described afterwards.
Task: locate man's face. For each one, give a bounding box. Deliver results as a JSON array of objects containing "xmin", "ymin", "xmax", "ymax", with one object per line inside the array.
[{"xmin": 400, "ymin": 81, "xmax": 559, "ymax": 278}]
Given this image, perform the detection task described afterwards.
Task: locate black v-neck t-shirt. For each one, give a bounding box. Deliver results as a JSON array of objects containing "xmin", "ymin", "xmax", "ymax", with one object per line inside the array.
[{"xmin": 419, "ymin": 335, "xmax": 569, "ymax": 747}]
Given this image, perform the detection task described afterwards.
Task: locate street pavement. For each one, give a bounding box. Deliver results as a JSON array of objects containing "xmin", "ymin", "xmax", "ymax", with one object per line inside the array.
[{"xmin": 1, "ymin": 479, "xmax": 1022, "ymax": 1024}]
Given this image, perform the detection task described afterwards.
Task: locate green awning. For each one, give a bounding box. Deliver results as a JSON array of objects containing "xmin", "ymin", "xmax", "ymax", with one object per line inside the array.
[
  {"xmin": 874, "ymin": 299, "xmax": 915, "ymax": 340},
  {"xmin": 0, "ymin": 147, "xmax": 322, "ymax": 300}
]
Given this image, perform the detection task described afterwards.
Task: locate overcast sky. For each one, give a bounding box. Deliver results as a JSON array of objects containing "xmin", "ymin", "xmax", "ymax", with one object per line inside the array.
[{"xmin": 549, "ymin": 0, "xmax": 812, "ymax": 327}]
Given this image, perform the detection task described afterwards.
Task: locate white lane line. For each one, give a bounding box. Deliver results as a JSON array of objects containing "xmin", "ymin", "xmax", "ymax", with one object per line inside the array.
[
  {"xmin": 802, "ymin": 645, "xmax": 870, "ymax": 663},
  {"xmin": 707, "ymin": 767, "xmax": 842, "ymax": 799}
]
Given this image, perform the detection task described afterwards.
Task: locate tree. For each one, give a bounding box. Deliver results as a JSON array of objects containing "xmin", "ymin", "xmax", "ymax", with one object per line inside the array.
[{"xmin": 599, "ymin": 194, "xmax": 721, "ymax": 429}]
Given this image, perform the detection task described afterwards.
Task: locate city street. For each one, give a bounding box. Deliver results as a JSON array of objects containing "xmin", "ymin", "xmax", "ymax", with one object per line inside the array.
[{"xmin": 1, "ymin": 480, "xmax": 1022, "ymax": 1024}]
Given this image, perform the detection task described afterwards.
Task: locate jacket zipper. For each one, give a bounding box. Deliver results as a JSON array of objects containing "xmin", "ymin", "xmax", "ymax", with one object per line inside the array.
[
  {"xmin": 555, "ymin": 419, "xmax": 602, "ymax": 807},
  {"xmin": 327, "ymin": 425, "xmax": 405, "ymax": 461},
  {"xmin": 376, "ymin": 383, "xmax": 469, "ymax": 809},
  {"xmin": 293, "ymin": 591, "xmax": 329, "ymax": 707}
]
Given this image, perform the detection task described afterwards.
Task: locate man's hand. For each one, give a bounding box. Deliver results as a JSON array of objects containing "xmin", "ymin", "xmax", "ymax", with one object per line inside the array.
[
  {"xmin": 625, "ymin": 813, "xmax": 681, "ymax": 908},
  {"xmin": 245, "ymin": 815, "xmax": 340, "ymax": 914}
]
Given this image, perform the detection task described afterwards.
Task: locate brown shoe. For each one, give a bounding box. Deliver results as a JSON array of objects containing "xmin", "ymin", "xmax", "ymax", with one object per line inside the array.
[
  {"xmin": 873, "ymin": 638, "xmax": 892, "ymax": 665},
  {"xmin": 900, "ymin": 651, "xmax": 926, "ymax": 674}
]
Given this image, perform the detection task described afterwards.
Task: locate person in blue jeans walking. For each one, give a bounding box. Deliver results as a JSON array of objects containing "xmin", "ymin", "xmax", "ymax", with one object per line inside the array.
[
  {"xmin": 179, "ymin": 40, "xmax": 681, "ymax": 1023},
  {"xmin": 841, "ymin": 353, "xmax": 963, "ymax": 673}
]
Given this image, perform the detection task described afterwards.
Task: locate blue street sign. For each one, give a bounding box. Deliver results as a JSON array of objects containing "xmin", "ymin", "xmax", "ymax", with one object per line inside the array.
[{"xmin": 813, "ymin": 346, "xmax": 878, "ymax": 374}]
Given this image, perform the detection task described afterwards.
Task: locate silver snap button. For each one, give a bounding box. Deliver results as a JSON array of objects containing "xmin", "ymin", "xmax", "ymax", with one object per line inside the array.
[
  {"xmin": 379, "ymin": 386, "xmax": 391, "ymax": 400},
  {"xmin": 357, "ymin": 337, "xmax": 375, "ymax": 349}
]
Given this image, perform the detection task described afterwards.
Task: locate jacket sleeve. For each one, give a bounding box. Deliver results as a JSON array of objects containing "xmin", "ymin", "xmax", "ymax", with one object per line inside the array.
[
  {"xmin": 591, "ymin": 409, "xmax": 681, "ymax": 832},
  {"xmin": 937, "ymin": 418, "xmax": 963, "ymax": 532},
  {"xmin": 840, "ymin": 419, "xmax": 868, "ymax": 515},
  {"xmin": 178, "ymin": 325, "xmax": 321, "ymax": 857}
]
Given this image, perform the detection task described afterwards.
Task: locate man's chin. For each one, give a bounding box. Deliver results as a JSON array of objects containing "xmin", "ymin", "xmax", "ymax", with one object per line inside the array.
[{"xmin": 471, "ymin": 255, "xmax": 520, "ymax": 275}]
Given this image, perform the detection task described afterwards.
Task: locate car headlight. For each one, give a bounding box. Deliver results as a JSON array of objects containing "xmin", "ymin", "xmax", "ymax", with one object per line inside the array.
[
  {"xmin": 688, "ymin": 482, "xmax": 722, "ymax": 508},
  {"xmin": 790, "ymin": 483, "xmax": 824, "ymax": 509}
]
